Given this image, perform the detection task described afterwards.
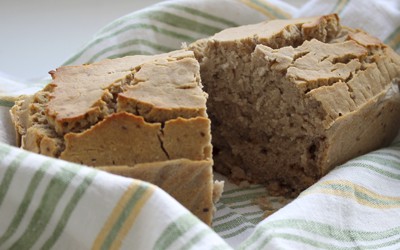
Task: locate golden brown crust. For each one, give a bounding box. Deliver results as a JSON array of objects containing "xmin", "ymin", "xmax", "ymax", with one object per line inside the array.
[
  {"xmin": 348, "ymin": 30, "xmax": 384, "ymax": 48},
  {"xmin": 60, "ymin": 112, "xmax": 167, "ymax": 165},
  {"xmin": 117, "ymin": 57, "xmax": 207, "ymax": 123},
  {"xmin": 46, "ymin": 56, "xmax": 150, "ymax": 135},
  {"xmin": 59, "ymin": 113, "xmax": 212, "ymax": 166},
  {"xmin": 211, "ymin": 14, "xmax": 339, "ymax": 44},
  {"xmin": 163, "ymin": 117, "xmax": 212, "ymax": 160},
  {"xmin": 45, "ymin": 50, "xmax": 202, "ymax": 135},
  {"xmin": 14, "ymin": 49, "xmax": 211, "ymax": 165}
]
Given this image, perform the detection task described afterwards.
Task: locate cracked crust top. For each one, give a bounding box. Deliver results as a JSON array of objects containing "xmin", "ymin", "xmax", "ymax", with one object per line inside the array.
[
  {"xmin": 46, "ymin": 50, "xmax": 198, "ymax": 135},
  {"xmin": 117, "ymin": 57, "xmax": 207, "ymax": 123},
  {"xmin": 12, "ymin": 50, "xmax": 212, "ymax": 166},
  {"xmin": 209, "ymin": 14, "xmax": 340, "ymax": 47}
]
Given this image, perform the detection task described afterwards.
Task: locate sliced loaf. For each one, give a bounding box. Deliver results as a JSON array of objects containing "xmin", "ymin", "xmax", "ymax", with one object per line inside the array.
[{"xmin": 189, "ymin": 14, "xmax": 400, "ymax": 194}]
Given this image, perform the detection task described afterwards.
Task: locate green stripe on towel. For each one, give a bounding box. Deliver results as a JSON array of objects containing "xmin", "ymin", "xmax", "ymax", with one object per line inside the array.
[
  {"xmin": 154, "ymin": 213, "xmax": 198, "ymax": 250},
  {"xmin": 41, "ymin": 170, "xmax": 97, "ymax": 250},
  {"xmin": 167, "ymin": 4, "xmax": 238, "ymax": 27},
  {"xmin": 0, "ymin": 151, "xmax": 29, "ymax": 209},
  {"xmin": 8, "ymin": 165, "xmax": 80, "ymax": 250},
  {"xmin": 0, "ymin": 99, "xmax": 14, "ymax": 108},
  {"xmin": 0, "ymin": 161, "xmax": 51, "ymax": 246},
  {"xmin": 100, "ymin": 184, "xmax": 148, "ymax": 250}
]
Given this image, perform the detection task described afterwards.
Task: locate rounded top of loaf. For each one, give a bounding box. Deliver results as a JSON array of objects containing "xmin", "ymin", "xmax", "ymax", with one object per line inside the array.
[
  {"xmin": 45, "ymin": 50, "xmax": 207, "ymax": 134},
  {"xmin": 211, "ymin": 14, "xmax": 340, "ymax": 44}
]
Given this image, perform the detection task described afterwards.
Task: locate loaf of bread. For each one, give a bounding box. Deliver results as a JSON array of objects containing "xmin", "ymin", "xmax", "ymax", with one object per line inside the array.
[
  {"xmin": 189, "ymin": 14, "xmax": 400, "ymax": 194},
  {"xmin": 10, "ymin": 14, "xmax": 400, "ymax": 207},
  {"xmin": 10, "ymin": 50, "xmax": 222, "ymax": 224}
]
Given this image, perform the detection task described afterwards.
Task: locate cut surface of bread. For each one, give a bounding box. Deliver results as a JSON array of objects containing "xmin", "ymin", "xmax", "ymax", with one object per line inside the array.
[{"xmin": 189, "ymin": 14, "xmax": 400, "ymax": 194}]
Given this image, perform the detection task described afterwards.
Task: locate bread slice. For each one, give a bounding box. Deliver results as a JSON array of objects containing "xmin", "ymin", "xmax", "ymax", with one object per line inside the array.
[
  {"xmin": 11, "ymin": 50, "xmax": 211, "ymax": 164},
  {"xmin": 10, "ymin": 50, "xmax": 222, "ymax": 224},
  {"xmin": 189, "ymin": 14, "xmax": 400, "ymax": 194},
  {"xmin": 98, "ymin": 159, "xmax": 223, "ymax": 225}
]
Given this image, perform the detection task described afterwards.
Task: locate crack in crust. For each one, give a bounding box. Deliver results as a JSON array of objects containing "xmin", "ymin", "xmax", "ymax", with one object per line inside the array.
[
  {"xmin": 12, "ymin": 50, "xmax": 211, "ymax": 165},
  {"xmin": 45, "ymin": 51, "xmax": 205, "ymax": 136}
]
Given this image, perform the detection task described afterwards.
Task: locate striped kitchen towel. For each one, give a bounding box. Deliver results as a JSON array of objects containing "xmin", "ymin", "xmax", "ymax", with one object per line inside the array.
[{"xmin": 1, "ymin": 0, "xmax": 400, "ymax": 249}]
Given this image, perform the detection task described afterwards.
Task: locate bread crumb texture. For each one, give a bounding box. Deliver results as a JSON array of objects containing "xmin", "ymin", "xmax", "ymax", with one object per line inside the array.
[{"xmin": 189, "ymin": 13, "xmax": 400, "ymax": 195}]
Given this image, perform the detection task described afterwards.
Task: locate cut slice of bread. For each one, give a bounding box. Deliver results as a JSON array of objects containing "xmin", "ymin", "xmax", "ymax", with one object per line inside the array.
[
  {"xmin": 10, "ymin": 50, "xmax": 212, "ymax": 164},
  {"xmin": 10, "ymin": 50, "xmax": 220, "ymax": 224}
]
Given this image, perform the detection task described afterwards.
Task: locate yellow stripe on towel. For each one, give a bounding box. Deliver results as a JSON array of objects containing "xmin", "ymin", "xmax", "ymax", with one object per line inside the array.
[
  {"xmin": 238, "ymin": 0, "xmax": 291, "ymax": 19},
  {"xmin": 109, "ymin": 185, "xmax": 155, "ymax": 250},
  {"xmin": 332, "ymin": 0, "xmax": 350, "ymax": 14},
  {"xmin": 386, "ymin": 30, "xmax": 400, "ymax": 50},
  {"xmin": 301, "ymin": 180, "xmax": 400, "ymax": 209},
  {"xmin": 92, "ymin": 181, "xmax": 141, "ymax": 250}
]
